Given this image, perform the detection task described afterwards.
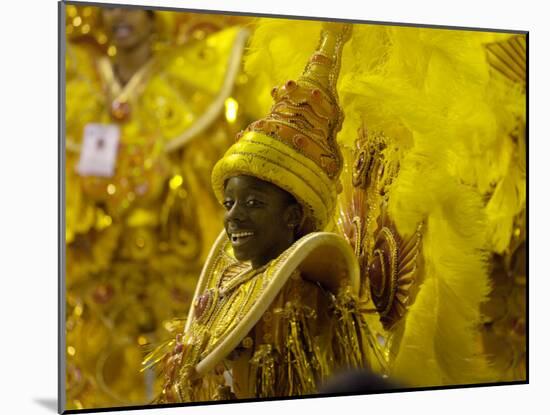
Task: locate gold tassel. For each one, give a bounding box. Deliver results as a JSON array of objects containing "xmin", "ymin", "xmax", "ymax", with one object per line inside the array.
[
  {"xmin": 250, "ymin": 344, "xmax": 278, "ymax": 398},
  {"xmin": 330, "ymin": 287, "xmax": 370, "ymax": 370},
  {"xmin": 277, "ymin": 303, "xmax": 322, "ymax": 396}
]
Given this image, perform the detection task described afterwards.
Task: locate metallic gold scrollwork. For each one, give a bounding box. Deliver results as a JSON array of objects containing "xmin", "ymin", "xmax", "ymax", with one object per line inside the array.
[{"xmin": 344, "ymin": 124, "xmax": 423, "ymax": 330}]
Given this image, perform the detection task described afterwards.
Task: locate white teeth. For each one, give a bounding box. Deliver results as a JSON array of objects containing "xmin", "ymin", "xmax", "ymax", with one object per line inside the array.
[{"xmin": 231, "ymin": 231, "xmax": 254, "ymax": 239}]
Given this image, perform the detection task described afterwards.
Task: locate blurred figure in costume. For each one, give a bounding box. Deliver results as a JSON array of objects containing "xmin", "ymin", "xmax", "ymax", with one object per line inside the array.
[
  {"xmin": 144, "ymin": 21, "xmax": 518, "ymax": 402},
  {"xmin": 64, "ymin": 5, "xmax": 253, "ymax": 409}
]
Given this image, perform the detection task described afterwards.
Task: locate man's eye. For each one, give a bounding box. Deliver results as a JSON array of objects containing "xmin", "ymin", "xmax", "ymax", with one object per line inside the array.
[
  {"xmin": 246, "ymin": 199, "xmax": 261, "ymax": 207},
  {"xmin": 223, "ymin": 201, "xmax": 234, "ymax": 210}
]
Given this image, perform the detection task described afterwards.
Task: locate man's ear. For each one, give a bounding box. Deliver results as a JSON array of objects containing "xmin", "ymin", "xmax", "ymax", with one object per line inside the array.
[{"xmin": 285, "ymin": 203, "xmax": 303, "ymax": 229}]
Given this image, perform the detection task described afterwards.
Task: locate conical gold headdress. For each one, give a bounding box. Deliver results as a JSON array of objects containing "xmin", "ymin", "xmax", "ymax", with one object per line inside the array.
[{"xmin": 212, "ymin": 22, "xmax": 352, "ymax": 231}]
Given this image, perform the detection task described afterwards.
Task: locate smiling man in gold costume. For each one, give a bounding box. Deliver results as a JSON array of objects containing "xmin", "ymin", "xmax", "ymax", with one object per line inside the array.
[
  {"xmin": 64, "ymin": 5, "xmax": 525, "ymax": 409},
  {"xmin": 144, "ymin": 22, "xmax": 375, "ymax": 402}
]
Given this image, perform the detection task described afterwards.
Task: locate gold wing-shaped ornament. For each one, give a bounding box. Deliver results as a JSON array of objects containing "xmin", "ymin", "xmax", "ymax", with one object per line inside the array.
[{"xmin": 336, "ymin": 123, "xmax": 423, "ymax": 372}]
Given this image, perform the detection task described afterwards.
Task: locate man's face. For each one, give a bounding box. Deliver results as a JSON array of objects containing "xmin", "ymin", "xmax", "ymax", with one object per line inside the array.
[
  {"xmin": 223, "ymin": 175, "xmax": 301, "ymax": 268},
  {"xmin": 102, "ymin": 8, "xmax": 154, "ymax": 51}
]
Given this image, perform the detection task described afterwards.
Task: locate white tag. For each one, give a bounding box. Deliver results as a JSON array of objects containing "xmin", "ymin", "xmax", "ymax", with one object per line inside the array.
[{"xmin": 76, "ymin": 123, "xmax": 120, "ymax": 177}]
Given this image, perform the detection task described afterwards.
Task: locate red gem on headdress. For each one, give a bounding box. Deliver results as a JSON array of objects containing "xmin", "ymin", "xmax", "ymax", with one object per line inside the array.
[
  {"xmin": 311, "ymin": 89, "xmax": 321, "ymax": 100},
  {"xmin": 321, "ymin": 156, "xmax": 338, "ymax": 174},
  {"xmin": 285, "ymin": 80, "xmax": 297, "ymax": 91},
  {"xmin": 293, "ymin": 134, "xmax": 306, "ymax": 149},
  {"xmin": 311, "ymin": 53, "xmax": 332, "ymax": 65}
]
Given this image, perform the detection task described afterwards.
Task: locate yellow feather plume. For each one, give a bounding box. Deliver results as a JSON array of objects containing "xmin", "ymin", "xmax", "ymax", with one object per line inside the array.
[
  {"xmin": 241, "ymin": 19, "xmax": 523, "ymax": 386},
  {"xmin": 243, "ymin": 18, "xmax": 322, "ymax": 119}
]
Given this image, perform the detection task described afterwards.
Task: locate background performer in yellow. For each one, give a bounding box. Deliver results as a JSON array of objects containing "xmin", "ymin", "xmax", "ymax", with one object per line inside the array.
[{"xmin": 64, "ymin": 5, "xmax": 253, "ymax": 408}]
